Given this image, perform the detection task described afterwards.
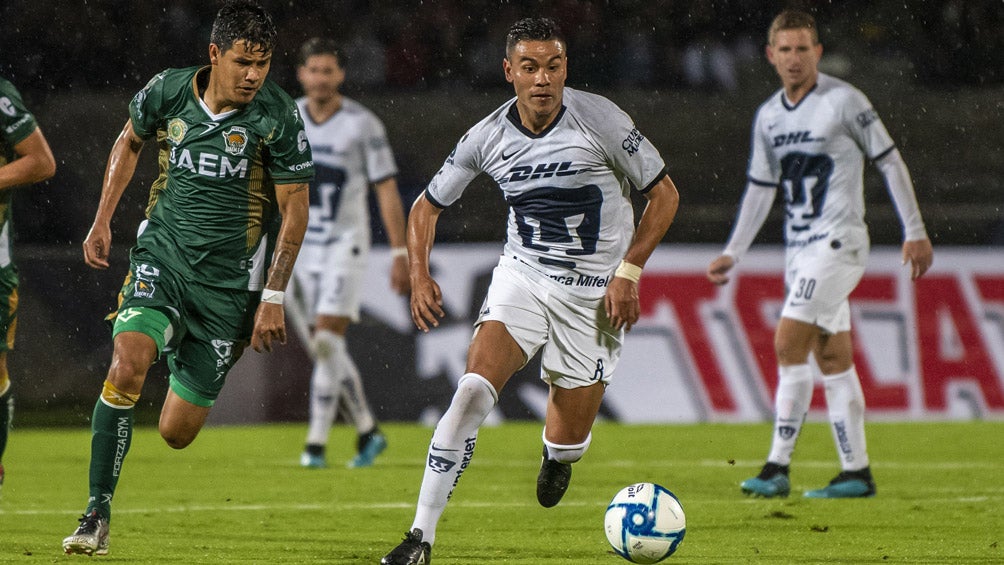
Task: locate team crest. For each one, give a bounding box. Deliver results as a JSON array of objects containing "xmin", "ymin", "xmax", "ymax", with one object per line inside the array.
[
  {"xmin": 222, "ymin": 126, "xmax": 249, "ymax": 156},
  {"xmin": 166, "ymin": 118, "xmax": 188, "ymax": 145},
  {"xmin": 134, "ymin": 279, "xmax": 156, "ymax": 298}
]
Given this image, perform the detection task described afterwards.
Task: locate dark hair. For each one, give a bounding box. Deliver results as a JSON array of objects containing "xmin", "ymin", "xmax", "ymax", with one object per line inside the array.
[
  {"xmin": 210, "ymin": 0, "xmax": 277, "ymax": 54},
  {"xmin": 298, "ymin": 37, "xmax": 346, "ymax": 68},
  {"xmin": 768, "ymin": 10, "xmax": 819, "ymax": 45},
  {"xmin": 505, "ymin": 17, "xmax": 565, "ymax": 58}
]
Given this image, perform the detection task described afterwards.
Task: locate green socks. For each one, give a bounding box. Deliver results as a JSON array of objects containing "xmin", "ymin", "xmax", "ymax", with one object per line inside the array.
[{"xmin": 86, "ymin": 400, "xmax": 134, "ymax": 521}]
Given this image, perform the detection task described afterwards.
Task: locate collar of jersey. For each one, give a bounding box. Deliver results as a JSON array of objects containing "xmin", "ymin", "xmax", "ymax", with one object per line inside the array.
[
  {"xmin": 506, "ymin": 102, "xmax": 566, "ymax": 139},
  {"xmin": 780, "ymin": 81, "xmax": 819, "ymax": 112}
]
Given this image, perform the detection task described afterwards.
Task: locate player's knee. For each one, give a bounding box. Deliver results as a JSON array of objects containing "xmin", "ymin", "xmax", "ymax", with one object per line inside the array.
[
  {"xmin": 159, "ymin": 424, "xmax": 197, "ymax": 450},
  {"xmin": 543, "ymin": 432, "xmax": 592, "ymax": 464},
  {"xmin": 450, "ymin": 373, "xmax": 498, "ymax": 417}
]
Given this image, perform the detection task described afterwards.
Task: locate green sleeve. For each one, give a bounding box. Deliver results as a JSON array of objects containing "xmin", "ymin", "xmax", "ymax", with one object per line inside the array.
[
  {"xmin": 128, "ymin": 71, "xmax": 168, "ymax": 140},
  {"xmin": 0, "ymin": 78, "xmax": 38, "ymax": 147},
  {"xmin": 266, "ymin": 98, "xmax": 314, "ymax": 184}
]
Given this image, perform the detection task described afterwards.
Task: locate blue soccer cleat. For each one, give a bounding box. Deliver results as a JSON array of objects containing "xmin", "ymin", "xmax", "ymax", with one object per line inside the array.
[
  {"xmin": 740, "ymin": 462, "xmax": 791, "ymax": 498},
  {"xmin": 804, "ymin": 468, "xmax": 876, "ymax": 498},
  {"xmin": 348, "ymin": 431, "xmax": 387, "ymax": 468}
]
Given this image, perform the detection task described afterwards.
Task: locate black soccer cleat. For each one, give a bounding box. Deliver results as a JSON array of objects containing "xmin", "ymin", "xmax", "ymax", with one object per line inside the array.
[
  {"xmin": 381, "ymin": 528, "xmax": 431, "ymax": 564},
  {"xmin": 536, "ymin": 445, "xmax": 572, "ymax": 508}
]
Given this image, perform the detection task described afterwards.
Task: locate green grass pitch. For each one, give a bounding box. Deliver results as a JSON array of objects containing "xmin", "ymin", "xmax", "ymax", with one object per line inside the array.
[{"xmin": 1, "ymin": 421, "xmax": 1001, "ymax": 563}]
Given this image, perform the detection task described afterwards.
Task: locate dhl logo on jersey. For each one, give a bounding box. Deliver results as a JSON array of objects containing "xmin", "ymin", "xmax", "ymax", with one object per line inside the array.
[{"xmin": 499, "ymin": 161, "xmax": 585, "ymax": 185}]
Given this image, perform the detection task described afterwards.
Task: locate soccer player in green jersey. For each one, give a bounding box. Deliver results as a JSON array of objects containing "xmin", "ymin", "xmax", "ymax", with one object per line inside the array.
[
  {"xmin": 63, "ymin": 1, "xmax": 313, "ymax": 556},
  {"xmin": 0, "ymin": 76, "xmax": 56, "ymax": 493}
]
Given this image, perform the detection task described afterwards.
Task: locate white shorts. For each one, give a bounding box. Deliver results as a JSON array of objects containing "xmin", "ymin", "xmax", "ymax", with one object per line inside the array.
[
  {"xmin": 781, "ymin": 237, "xmax": 868, "ymax": 334},
  {"xmin": 293, "ymin": 241, "xmax": 368, "ymax": 321},
  {"xmin": 476, "ymin": 256, "xmax": 623, "ymax": 389}
]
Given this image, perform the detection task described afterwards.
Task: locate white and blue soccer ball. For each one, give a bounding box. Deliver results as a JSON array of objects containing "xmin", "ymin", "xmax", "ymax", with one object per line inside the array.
[{"xmin": 604, "ymin": 482, "xmax": 686, "ymax": 563}]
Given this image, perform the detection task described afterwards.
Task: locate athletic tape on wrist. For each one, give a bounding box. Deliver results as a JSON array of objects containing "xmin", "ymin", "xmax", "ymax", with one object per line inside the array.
[
  {"xmin": 390, "ymin": 246, "xmax": 408, "ymax": 259},
  {"xmin": 614, "ymin": 260, "xmax": 642, "ymax": 283},
  {"xmin": 261, "ymin": 289, "xmax": 285, "ymax": 305}
]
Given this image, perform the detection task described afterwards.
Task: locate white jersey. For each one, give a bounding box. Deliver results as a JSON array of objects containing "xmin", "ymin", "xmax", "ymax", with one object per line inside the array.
[
  {"xmin": 295, "ymin": 96, "xmax": 397, "ymax": 272},
  {"xmin": 426, "ymin": 87, "xmax": 668, "ymax": 300},
  {"xmin": 748, "ymin": 73, "xmax": 896, "ymax": 252}
]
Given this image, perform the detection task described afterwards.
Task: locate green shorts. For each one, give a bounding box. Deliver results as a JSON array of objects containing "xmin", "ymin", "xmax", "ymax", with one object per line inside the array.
[
  {"xmin": 0, "ymin": 265, "xmax": 18, "ymax": 353},
  {"xmin": 111, "ymin": 254, "xmax": 258, "ymax": 407}
]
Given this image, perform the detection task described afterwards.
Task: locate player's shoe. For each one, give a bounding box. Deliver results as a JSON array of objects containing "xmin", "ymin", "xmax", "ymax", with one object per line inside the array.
[
  {"xmin": 804, "ymin": 468, "xmax": 876, "ymax": 498},
  {"xmin": 536, "ymin": 445, "xmax": 572, "ymax": 508},
  {"xmin": 381, "ymin": 528, "xmax": 431, "ymax": 565},
  {"xmin": 740, "ymin": 462, "xmax": 791, "ymax": 498},
  {"xmin": 62, "ymin": 510, "xmax": 110, "ymax": 556},
  {"xmin": 347, "ymin": 430, "xmax": 387, "ymax": 468},
  {"xmin": 300, "ymin": 444, "xmax": 327, "ymax": 469}
]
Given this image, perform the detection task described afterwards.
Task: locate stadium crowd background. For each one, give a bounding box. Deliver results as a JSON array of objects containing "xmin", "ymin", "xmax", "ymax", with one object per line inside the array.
[
  {"xmin": 0, "ymin": 0, "xmax": 1001, "ymax": 423},
  {"xmin": 1, "ymin": 0, "xmax": 1001, "ymax": 247}
]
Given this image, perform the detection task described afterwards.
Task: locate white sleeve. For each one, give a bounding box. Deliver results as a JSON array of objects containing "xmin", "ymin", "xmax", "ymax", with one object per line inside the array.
[
  {"xmin": 722, "ymin": 181, "xmax": 777, "ymax": 260},
  {"xmin": 425, "ymin": 126, "xmax": 484, "ymax": 208},
  {"xmin": 875, "ymin": 148, "xmax": 928, "ymax": 241}
]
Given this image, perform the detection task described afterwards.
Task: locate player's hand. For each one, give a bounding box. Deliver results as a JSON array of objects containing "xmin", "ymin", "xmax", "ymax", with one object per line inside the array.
[
  {"xmin": 252, "ymin": 302, "xmax": 286, "ymax": 353},
  {"xmin": 707, "ymin": 254, "xmax": 736, "ymax": 286},
  {"xmin": 83, "ymin": 222, "xmax": 113, "ymax": 269},
  {"xmin": 902, "ymin": 238, "xmax": 933, "ymax": 280},
  {"xmin": 606, "ymin": 276, "xmax": 640, "ymax": 331},
  {"xmin": 410, "ymin": 273, "xmax": 445, "ymax": 332},
  {"xmin": 390, "ymin": 255, "xmax": 411, "ymax": 295}
]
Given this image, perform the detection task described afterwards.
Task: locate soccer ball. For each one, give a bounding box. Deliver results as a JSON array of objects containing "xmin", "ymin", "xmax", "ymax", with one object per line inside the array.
[{"xmin": 604, "ymin": 482, "xmax": 686, "ymax": 563}]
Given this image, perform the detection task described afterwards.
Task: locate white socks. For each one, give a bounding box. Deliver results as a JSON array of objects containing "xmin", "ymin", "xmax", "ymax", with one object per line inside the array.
[
  {"xmin": 766, "ymin": 363, "xmax": 813, "ymax": 466},
  {"xmin": 822, "ymin": 367, "xmax": 870, "ymax": 471},
  {"xmin": 543, "ymin": 431, "xmax": 592, "ymax": 463},
  {"xmin": 305, "ymin": 330, "xmax": 342, "ymax": 446},
  {"xmin": 412, "ymin": 373, "xmax": 497, "ymax": 546}
]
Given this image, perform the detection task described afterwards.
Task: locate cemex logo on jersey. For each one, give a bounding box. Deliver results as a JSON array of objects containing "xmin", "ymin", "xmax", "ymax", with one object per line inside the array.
[
  {"xmin": 773, "ymin": 130, "xmax": 824, "ymax": 148},
  {"xmin": 500, "ymin": 161, "xmax": 585, "ymax": 185}
]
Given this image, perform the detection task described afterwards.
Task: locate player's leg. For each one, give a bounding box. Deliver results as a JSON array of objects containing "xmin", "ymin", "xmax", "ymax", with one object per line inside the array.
[
  {"xmin": 740, "ymin": 316, "xmax": 818, "ymax": 498},
  {"xmin": 0, "ymin": 272, "xmax": 18, "ymax": 490},
  {"xmin": 535, "ymin": 291, "xmax": 620, "ymax": 508},
  {"xmin": 63, "ymin": 327, "xmax": 161, "ymax": 556},
  {"xmin": 412, "ymin": 322, "xmax": 523, "ymax": 535},
  {"xmin": 159, "ymin": 283, "xmax": 253, "ymax": 448},
  {"xmin": 805, "ymin": 328, "xmax": 876, "ymax": 498},
  {"xmin": 301, "ymin": 316, "xmax": 349, "ymax": 468},
  {"xmin": 538, "ymin": 381, "xmax": 605, "ymax": 507},
  {"xmin": 383, "ymin": 261, "xmax": 544, "ymax": 565},
  {"xmin": 0, "ymin": 353, "xmax": 12, "ymax": 491}
]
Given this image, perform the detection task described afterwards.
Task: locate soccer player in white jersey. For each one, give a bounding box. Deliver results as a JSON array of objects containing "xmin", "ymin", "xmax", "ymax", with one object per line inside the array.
[
  {"xmin": 292, "ymin": 37, "xmax": 409, "ymax": 469},
  {"xmin": 707, "ymin": 10, "xmax": 933, "ymax": 499},
  {"xmin": 382, "ymin": 17, "xmax": 679, "ymax": 564}
]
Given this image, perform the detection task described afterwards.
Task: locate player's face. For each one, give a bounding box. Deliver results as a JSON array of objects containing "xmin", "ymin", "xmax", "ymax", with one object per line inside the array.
[
  {"xmin": 209, "ymin": 40, "xmax": 272, "ymax": 107},
  {"xmin": 297, "ymin": 54, "xmax": 345, "ymax": 103},
  {"xmin": 504, "ymin": 39, "xmax": 567, "ymax": 125},
  {"xmin": 767, "ymin": 28, "xmax": 822, "ymax": 92}
]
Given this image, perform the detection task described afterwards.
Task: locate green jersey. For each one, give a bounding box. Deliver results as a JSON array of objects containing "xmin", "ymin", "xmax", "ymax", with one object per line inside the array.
[
  {"xmin": 0, "ymin": 76, "xmax": 39, "ymax": 270},
  {"xmin": 128, "ymin": 66, "xmax": 314, "ymax": 290}
]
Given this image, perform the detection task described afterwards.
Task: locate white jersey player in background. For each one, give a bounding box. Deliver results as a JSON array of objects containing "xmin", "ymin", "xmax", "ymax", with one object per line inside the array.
[
  {"xmin": 707, "ymin": 10, "xmax": 933, "ymax": 499},
  {"xmin": 382, "ymin": 17, "xmax": 679, "ymax": 565},
  {"xmin": 292, "ymin": 37, "xmax": 409, "ymax": 469}
]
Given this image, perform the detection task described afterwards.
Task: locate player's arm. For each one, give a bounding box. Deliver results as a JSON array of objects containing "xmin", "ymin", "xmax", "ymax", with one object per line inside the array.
[
  {"xmin": 83, "ymin": 119, "xmax": 145, "ymax": 270},
  {"xmin": 706, "ymin": 180, "xmax": 776, "ymax": 286},
  {"xmin": 252, "ymin": 181, "xmax": 309, "ymax": 353},
  {"xmin": 0, "ymin": 127, "xmax": 56, "ymax": 190},
  {"xmin": 875, "ymin": 148, "xmax": 932, "ymax": 280},
  {"xmin": 407, "ymin": 192, "xmax": 445, "ymax": 332},
  {"xmin": 607, "ymin": 174, "xmax": 680, "ymax": 331},
  {"xmin": 372, "ymin": 176, "xmax": 410, "ymax": 295}
]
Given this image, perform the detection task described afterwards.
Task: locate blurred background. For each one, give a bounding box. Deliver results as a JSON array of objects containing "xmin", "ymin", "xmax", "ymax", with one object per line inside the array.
[{"xmin": 0, "ymin": 0, "xmax": 1001, "ymax": 425}]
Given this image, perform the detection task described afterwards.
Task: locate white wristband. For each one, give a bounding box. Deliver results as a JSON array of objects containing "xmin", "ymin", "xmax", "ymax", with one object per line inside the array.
[
  {"xmin": 261, "ymin": 289, "xmax": 285, "ymax": 305},
  {"xmin": 390, "ymin": 246, "xmax": 408, "ymax": 259},
  {"xmin": 614, "ymin": 260, "xmax": 642, "ymax": 283}
]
